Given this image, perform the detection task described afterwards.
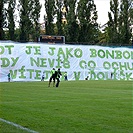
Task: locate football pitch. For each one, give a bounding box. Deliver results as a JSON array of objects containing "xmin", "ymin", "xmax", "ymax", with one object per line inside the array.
[{"xmin": 0, "ymin": 80, "xmax": 132, "ymax": 133}]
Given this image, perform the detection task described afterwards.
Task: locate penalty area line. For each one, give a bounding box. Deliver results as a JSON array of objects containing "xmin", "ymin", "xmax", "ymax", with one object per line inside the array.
[{"xmin": 0, "ymin": 118, "xmax": 39, "ymax": 133}]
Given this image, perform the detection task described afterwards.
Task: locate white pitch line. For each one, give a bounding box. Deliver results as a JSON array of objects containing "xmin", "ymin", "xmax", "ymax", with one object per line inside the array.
[{"xmin": 0, "ymin": 118, "xmax": 39, "ymax": 133}]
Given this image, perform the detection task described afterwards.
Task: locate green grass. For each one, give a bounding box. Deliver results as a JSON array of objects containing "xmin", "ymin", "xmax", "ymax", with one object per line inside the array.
[{"xmin": 0, "ymin": 80, "xmax": 132, "ymax": 133}]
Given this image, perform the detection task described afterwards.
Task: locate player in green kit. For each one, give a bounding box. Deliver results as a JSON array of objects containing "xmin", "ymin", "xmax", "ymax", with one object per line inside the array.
[{"xmin": 48, "ymin": 68, "xmax": 56, "ymax": 87}]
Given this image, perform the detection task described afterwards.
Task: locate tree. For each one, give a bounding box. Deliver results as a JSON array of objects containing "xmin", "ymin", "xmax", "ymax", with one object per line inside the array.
[
  {"xmin": 130, "ymin": 0, "xmax": 133, "ymax": 22},
  {"xmin": 130, "ymin": 2, "xmax": 133, "ymax": 43},
  {"xmin": 107, "ymin": 0, "xmax": 119, "ymax": 44},
  {"xmin": 77, "ymin": 0, "xmax": 98, "ymax": 44},
  {"xmin": 7, "ymin": 0, "xmax": 16, "ymax": 41},
  {"xmin": 119, "ymin": 0, "xmax": 132, "ymax": 44},
  {"xmin": 19, "ymin": 0, "xmax": 33, "ymax": 42},
  {"xmin": 130, "ymin": 7, "xmax": 133, "ymax": 23},
  {"xmin": 107, "ymin": 0, "xmax": 132, "ymax": 45},
  {"xmin": 0, "ymin": 0, "xmax": 4, "ymax": 39},
  {"xmin": 64, "ymin": 0, "xmax": 79, "ymax": 43},
  {"xmin": 30, "ymin": 0, "xmax": 41, "ymax": 41},
  {"xmin": 19, "ymin": 0, "xmax": 41, "ymax": 42},
  {"xmin": 44, "ymin": 0, "xmax": 56, "ymax": 35},
  {"xmin": 55, "ymin": 0, "xmax": 64, "ymax": 35}
]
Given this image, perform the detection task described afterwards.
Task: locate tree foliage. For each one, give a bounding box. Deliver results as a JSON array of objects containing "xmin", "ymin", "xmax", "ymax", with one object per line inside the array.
[
  {"xmin": 77, "ymin": 0, "xmax": 98, "ymax": 43},
  {"xmin": 107, "ymin": 0, "xmax": 132, "ymax": 45},
  {"xmin": 44, "ymin": 0, "xmax": 56, "ymax": 35},
  {"xmin": 19, "ymin": 0, "xmax": 41, "ymax": 42},
  {"xmin": 64, "ymin": 0, "xmax": 79, "ymax": 42},
  {"xmin": 55, "ymin": 0, "xmax": 64, "ymax": 35},
  {"xmin": 19, "ymin": 0, "xmax": 32, "ymax": 42},
  {"xmin": 0, "ymin": 0, "xmax": 132, "ymax": 46},
  {"xmin": 108, "ymin": 0, "xmax": 119, "ymax": 43},
  {"xmin": 30, "ymin": 0, "xmax": 41, "ymax": 41},
  {"xmin": 7, "ymin": 0, "xmax": 16, "ymax": 41},
  {"xmin": 0, "ymin": 0, "xmax": 4, "ymax": 39}
]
